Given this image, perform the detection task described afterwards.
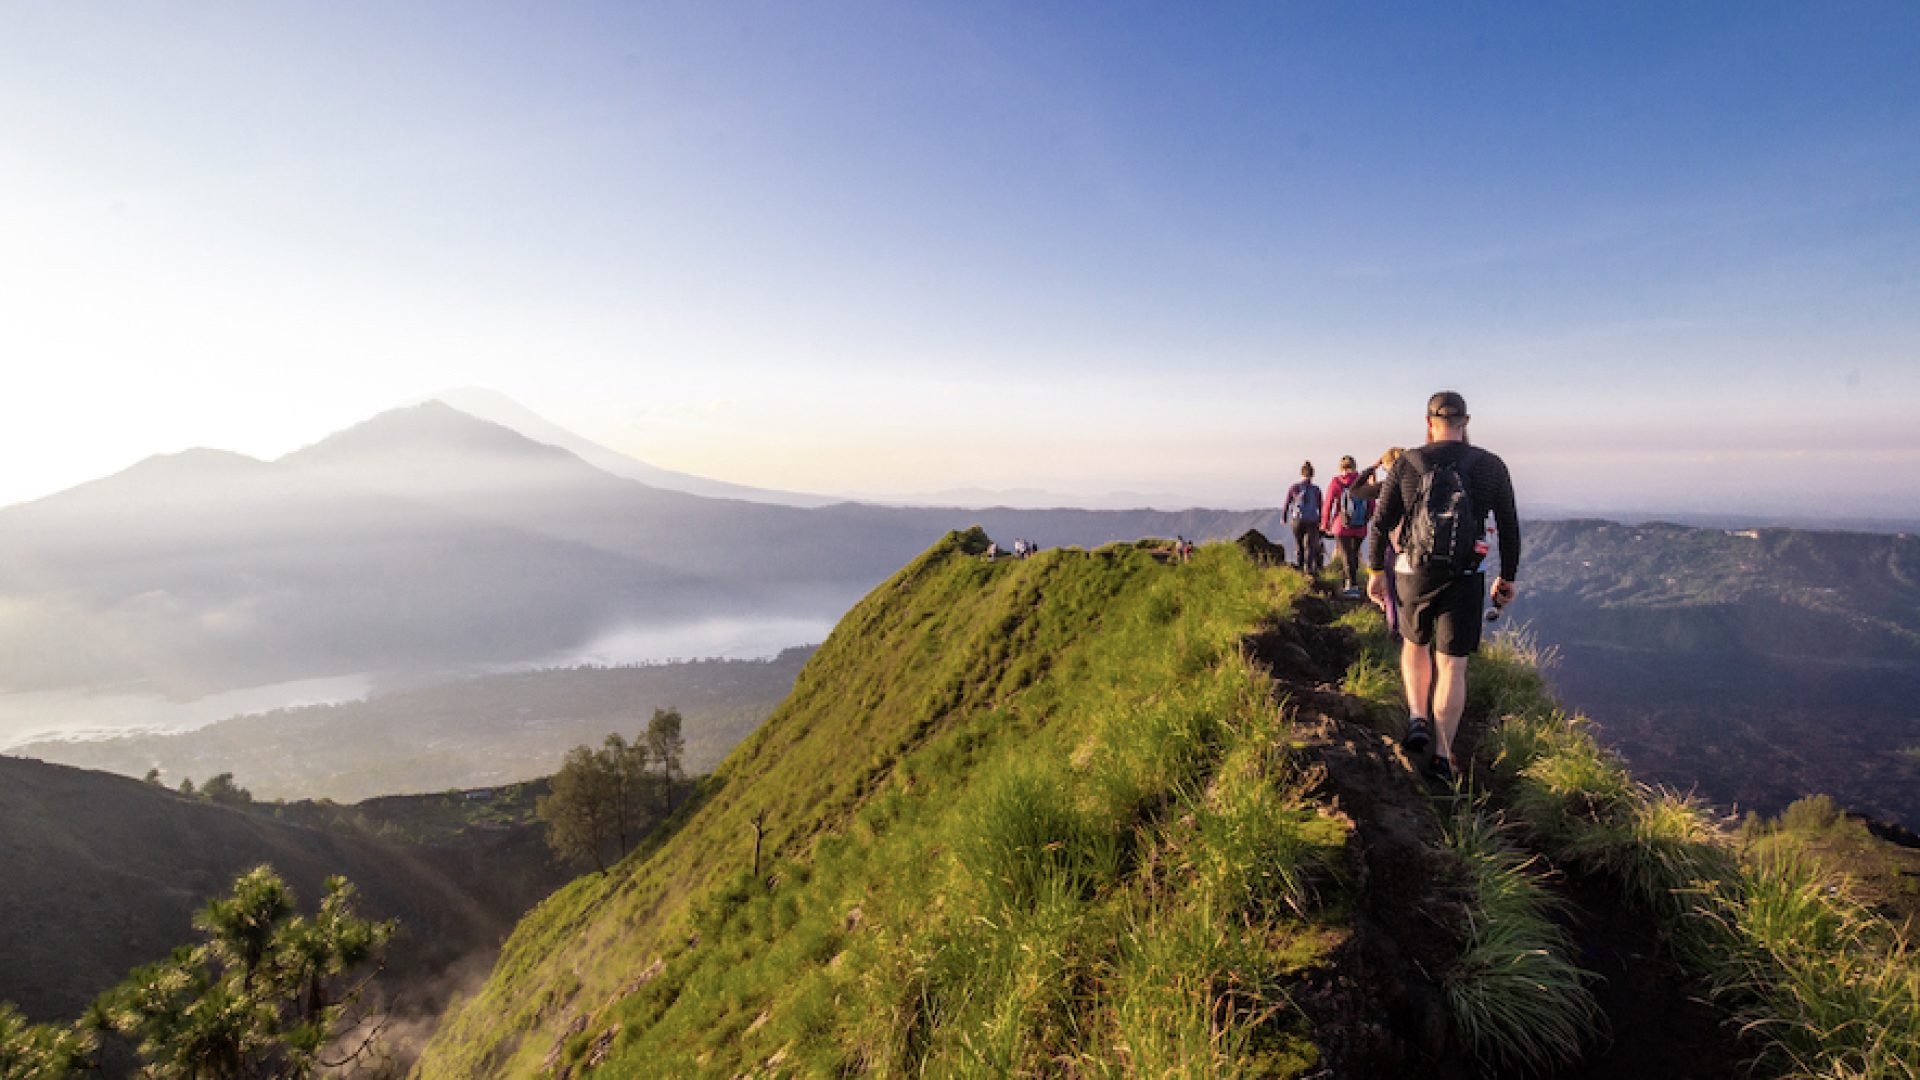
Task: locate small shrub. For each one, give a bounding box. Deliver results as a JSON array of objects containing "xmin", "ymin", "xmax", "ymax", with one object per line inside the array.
[{"xmin": 1779, "ymin": 794, "xmax": 1845, "ymax": 835}]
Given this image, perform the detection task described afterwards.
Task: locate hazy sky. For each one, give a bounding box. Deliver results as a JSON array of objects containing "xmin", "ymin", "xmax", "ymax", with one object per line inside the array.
[{"xmin": 3, "ymin": 3, "xmax": 1916, "ymax": 515}]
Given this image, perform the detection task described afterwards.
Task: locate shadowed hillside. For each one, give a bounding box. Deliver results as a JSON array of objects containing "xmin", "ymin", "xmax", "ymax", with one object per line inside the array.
[
  {"xmin": 0, "ymin": 758, "xmax": 570, "ymax": 1029},
  {"xmin": 1519, "ymin": 519, "xmax": 1920, "ymax": 826}
]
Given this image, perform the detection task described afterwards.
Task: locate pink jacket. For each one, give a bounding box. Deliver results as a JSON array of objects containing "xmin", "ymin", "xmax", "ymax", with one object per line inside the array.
[{"xmin": 1322, "ymin": 472, "xmax": 1369, "ymax": 539}]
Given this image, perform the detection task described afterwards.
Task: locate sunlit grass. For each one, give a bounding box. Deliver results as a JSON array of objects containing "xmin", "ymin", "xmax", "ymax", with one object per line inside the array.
[
  {"xmin": 1698, "ymin": 853, "xmax": 1920, "ymax": 1080},
  {"xmin": 418, "ymin": 535, "xmax": 1348, "ymax": 1078}
]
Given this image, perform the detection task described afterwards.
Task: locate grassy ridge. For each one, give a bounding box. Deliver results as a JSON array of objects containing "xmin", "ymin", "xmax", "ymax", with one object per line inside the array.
[{"xmin": 415, "ymin": 532, "xmax": 1350, "ymax": 1078}]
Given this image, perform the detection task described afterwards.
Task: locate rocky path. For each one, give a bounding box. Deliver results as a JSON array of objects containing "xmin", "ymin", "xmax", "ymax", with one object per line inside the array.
[{"xmin": 1245, "ymin": 583, "xmax": 1747, "ymax": 1079}]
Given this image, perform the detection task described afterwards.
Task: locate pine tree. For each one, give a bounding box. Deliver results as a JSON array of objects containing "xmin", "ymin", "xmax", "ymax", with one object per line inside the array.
[
  {"xmin": 0, "ymin": 1003, "xmax": 95, "ymax": 1080},
  {"xmin": 537, "ymin": 745, "xmax": 619, "ymax": 872},
  {"xmin": 96, "ymin": 866, "xmax": 391, "ymax": 1079},
  {"xmin": 601, "ymin": 733, "xmax": 652, "ymax": 853},
  {"xmin": 644, "ymin": 707, "xmax": 686, "ymax": 814}
]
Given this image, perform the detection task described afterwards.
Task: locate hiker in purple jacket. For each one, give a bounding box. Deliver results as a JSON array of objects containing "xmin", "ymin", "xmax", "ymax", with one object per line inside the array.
[{"xmin": 1281, "ymin": 462, "xmax": 1324, "ymax": 574}]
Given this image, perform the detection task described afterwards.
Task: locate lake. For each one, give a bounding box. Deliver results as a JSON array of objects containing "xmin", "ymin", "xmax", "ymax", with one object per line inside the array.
[{"xmin": 0, "ymin": 614, "xmax": 836, "ymax": 751}]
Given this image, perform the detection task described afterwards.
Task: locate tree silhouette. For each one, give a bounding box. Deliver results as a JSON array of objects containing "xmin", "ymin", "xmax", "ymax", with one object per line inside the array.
[
  {"xmin": 601, "ymin": 733, "xmax": 654, "ymax": 853},
  {"xmin": 199, "ymin": 773, "xmax": 252, "ymax": 806}
]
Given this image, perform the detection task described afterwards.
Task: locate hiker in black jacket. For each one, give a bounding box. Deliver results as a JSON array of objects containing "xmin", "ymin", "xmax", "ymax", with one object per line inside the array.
[{"xmin": 1364, "ymin": 392, "xmax": 1520, "ymax": 785}]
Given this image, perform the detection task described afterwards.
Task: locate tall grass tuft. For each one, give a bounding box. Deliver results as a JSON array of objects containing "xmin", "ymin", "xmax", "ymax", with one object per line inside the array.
[
  {"xmin": 1480, "ymin": 709, "xmax": 1586, "ymax": 783},
  {"xmin": 1590, "ymin": 789, "xmax": 1735, "ymax": 919},
  {"xmin": 1695, "ymin": 853, "xmax": 1920, "ymax": 1080},
  {"xmin": 1442, "ymin": 807, "xmax": 1602, "ymax": 1074},
  {"xmin": 1468, "ymin": 625, "xmax": 1561, "ymax": 719},
  {"xmin": 1510, "ymin": 734, "xmax": 1633, "ymax": 846},
  {"xmin": 956, "ymin": 764, "xmax": 1119, "ymax": 914}
]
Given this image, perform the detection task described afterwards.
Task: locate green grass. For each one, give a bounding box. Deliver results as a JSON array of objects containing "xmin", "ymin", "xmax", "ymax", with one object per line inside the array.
[
  {"xmin": 1441, "ymin": 807, "xmax": 1601, "ymax": 1074},
  {"xmin": 414, "ymin": 532, "xmax": 1348, "ymax": 1078},
  {"xmin": 1744, "ymin": 797, "xmax": 1920, "ymax": 937},
  {"xmin": 1698, "ymin": 853, "xmax": 1920, "ymax": 1080}
]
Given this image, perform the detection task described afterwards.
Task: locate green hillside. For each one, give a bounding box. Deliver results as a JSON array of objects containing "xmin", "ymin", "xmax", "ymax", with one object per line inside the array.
[
  {"xmin": 415, "ymin": 530, "xmax": 1350, "ymax": 1077},
  {"xmin": 413, "ymin": 531, "xmax": 1920, "ymax": 1079}
]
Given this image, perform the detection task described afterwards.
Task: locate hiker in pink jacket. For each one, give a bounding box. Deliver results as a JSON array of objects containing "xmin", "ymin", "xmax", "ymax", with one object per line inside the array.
[{"xmin": 1322, "ymin": 454, "xmax": 1371, "ymax": 598}]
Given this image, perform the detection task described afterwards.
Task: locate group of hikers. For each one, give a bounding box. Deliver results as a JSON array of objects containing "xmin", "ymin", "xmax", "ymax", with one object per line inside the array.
[
  {"xmin": 984, "ymin": 538, "xmax": 1042, "ymax": 560},
  {"xmin": 980, "ymin": 391, "xmax": 1520, "ymax": 787},
  {"xmin": 1281, "ymin": 452, "xmax": 1393, "ymax": 597},
  {"xmin": 1284, "ymin": 390, "xmax": 1521, "ymax": 784}
]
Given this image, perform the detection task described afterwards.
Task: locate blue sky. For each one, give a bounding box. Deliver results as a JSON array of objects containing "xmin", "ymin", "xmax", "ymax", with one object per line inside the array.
[{"xmin": 2, "ymin": 3, "xmax": 1916, "ymax": 515}]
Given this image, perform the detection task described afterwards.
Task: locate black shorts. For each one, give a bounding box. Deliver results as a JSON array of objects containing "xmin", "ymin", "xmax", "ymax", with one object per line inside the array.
[{"xmin": 1395, "ymin": 570, "xmax": 1485, "ymax": 657}]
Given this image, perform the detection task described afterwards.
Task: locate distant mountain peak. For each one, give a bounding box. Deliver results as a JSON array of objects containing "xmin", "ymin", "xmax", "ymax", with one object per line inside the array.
[
  {"xmin": 129, "ymin": 447, "xmax": 272, "ymax": 474},
  {"xmin": 5, "ymin": 447, "xmax": 276, "ymax": 514},
  {"xmin": 423, "ymin": 388, "xmax": 848, "ymax": 509},
  {"xmin": 279, "ymin": 401, "xmax": 575, "ymax": 467}
]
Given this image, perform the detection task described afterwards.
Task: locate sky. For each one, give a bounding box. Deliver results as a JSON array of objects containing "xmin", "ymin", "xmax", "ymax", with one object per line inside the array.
[{"xmin": 2, "ymin": 2, "xmax": 1917, "ymax": 517}]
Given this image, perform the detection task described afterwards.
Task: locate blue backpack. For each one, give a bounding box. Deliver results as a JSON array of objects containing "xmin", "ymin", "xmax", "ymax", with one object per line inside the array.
[
  {"xmin": 1339, "ymin": 484, "xmax": 1370, "ymax": 531},
  {"xmin": 1290, "ymin": 483, "xmax": 1322, "ymax": 524}
]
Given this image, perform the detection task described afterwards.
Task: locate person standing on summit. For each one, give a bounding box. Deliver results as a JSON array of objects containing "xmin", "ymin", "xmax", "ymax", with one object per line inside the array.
[{"xmin": 1365, "ymin": 392, "xmax": 1520, "ymax": 785}]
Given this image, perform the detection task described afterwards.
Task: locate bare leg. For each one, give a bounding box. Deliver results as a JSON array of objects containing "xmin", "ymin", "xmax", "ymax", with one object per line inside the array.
[
  {"xmin": 1433, "ymin": 653, "xmax": 1469, "ymax": 761},
  {"xmin": 1400, "ymin": 637, "xmax": 1433, "ymax": 720}
]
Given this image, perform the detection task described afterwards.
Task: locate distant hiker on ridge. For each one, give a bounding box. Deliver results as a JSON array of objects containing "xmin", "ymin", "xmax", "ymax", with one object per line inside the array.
[
  {"xmin": 1365, "ymin": 392, "xmax": 1520, "ymax": 786},
  {"xmin": 1282, "ymin": 462, "xmax": 1325, "ymax": 574},
  {"xmin": 1322, "ymin": 454, "xmax": 1371, "ymax": 599}
]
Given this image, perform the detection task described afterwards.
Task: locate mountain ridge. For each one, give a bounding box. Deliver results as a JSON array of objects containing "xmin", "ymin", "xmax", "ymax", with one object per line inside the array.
[{"xmin": 427, "ymin": 387, "xmax": 848, "ymax": 509}]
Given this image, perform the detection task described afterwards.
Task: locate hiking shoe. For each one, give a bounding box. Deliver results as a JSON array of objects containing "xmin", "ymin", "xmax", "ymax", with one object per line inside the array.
[
  {"xmin": 1425, "ymin": 755, "xmax": 1456, "ymax": 786},
  {"xmin": 1402, "ymin": 716, "xmax": 1431, "ymax": 753}
]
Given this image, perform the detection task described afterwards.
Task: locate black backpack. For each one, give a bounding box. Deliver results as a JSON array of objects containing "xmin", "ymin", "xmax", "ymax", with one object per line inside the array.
[{"xmin": 1399, "ymin": 448, "xmax": 1483, "ymax": 576}]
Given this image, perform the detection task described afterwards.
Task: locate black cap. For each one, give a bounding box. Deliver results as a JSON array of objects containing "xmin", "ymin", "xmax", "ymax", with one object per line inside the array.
[{"xmin": 1427, "ymin": 391, "xmax": 1468, "ymax": 420}]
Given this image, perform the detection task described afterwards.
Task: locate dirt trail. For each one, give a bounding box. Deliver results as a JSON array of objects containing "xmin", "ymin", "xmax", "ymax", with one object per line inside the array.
[{"xmin": 1244, "ymin": 584, "xmax": 1746, "ymax": 1079}]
